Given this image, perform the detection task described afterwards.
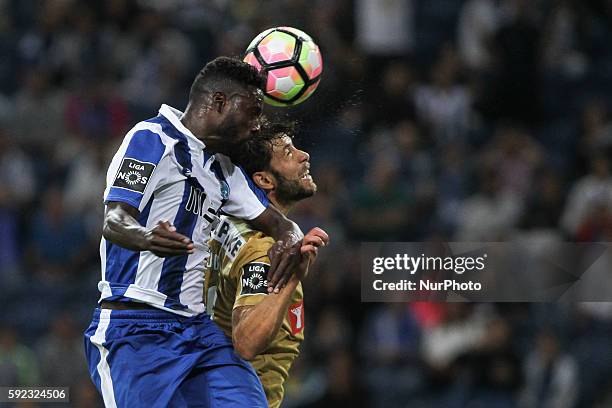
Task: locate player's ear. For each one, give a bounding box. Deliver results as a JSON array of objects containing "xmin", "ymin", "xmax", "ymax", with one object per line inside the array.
[
  {"xmin": 252, "ymin": 171, "xmax": 274, "ymax": 191},
  {"xmin": 212, "ymin": 92, "xmax": 226, "ymax": 113}
]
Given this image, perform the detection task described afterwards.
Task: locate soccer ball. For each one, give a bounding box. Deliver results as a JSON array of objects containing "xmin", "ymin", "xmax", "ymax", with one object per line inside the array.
[{"xmin": 244, "ymin": 27, "xmax": 323, "ymax": 107}]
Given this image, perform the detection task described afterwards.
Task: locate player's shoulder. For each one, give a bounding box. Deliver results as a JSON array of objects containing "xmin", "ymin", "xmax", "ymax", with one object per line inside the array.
[
  {"xmin": 213, "ymin": 153, "xmax": 245, "ymax": 178},
  {"xmin": 213, "ymin": 153, "xmax": 235, "ymax": 169},
  {"xmin": 229, "ymin": 227, "xmax": 279, "ymax": 299},
  {"xmin": 234, "ymin": 231, "xmax": 274, "ymax": 272},
  {"xmin": 122, "ymin": 116, "xmax": 178, "ymax": 150},
  {"xmin": 240, "ymin": 233, "xmax": 275, "ymax": 262}
]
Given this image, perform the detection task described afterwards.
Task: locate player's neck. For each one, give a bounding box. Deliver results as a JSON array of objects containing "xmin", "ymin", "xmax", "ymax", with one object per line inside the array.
[
  {"xmin": 268, "ymin": 194, "xmax": 293, "ymax": 216},
  {"xmin": 181, "ymin": 106, "xmax": 222, "ymax": 148},
  {"xmin": 181, "ymin": 110, "xmax": 206, "ymax": 140}
]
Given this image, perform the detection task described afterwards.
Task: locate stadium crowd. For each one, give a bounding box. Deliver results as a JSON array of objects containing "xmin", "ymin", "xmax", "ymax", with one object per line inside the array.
[{"xmin": 1, "ymin": 0, "xmax": 612, "ymax": 406}]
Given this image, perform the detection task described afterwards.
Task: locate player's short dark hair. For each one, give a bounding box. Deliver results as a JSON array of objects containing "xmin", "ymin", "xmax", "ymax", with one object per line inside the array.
[
  {"xmin": 237, "ymin": 120, "xmax": 296, "ymax": 176},
  {"xmin": 189, "ymin": 56, "xmax": 266, "ymax": 102}
]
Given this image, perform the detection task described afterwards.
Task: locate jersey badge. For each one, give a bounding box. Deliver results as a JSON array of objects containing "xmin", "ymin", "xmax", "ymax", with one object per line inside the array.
[
  {"xmin": 112, "ymin": 158, "xmax": 155, "ymax": 193},
  {"xmin": 240, "ymin": 262, "xmax": 269, "ymax": 295},
  {"xmin": 288, "ymin": 300, "xmax": 304, "ymax": 335}
]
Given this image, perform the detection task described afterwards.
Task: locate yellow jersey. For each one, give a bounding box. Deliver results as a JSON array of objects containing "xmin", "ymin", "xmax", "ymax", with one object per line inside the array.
[{"xmin": 204, "ymin": 216, "xmax": 304, "ymax": 408}]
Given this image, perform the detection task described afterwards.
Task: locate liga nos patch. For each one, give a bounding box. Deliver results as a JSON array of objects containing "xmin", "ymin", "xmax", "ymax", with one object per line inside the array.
[
  {"xmin": 113, "ymin": 158, "xmax": 156, "ymax": 193},
  {"xmin": 240, "ymin": 262, "xmax": 269, "ymax": 295}
]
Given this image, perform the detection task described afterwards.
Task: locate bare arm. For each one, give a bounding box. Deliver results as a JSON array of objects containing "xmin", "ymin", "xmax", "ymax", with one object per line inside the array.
[
  {"xmin": 231, "ymin": 228, "xmax": 329, "ymax": 359},
  {"xmin": 103, "ymin": 201, "xmax": 194, "ymax": 257},
  {"xmin": 232, "ymin": 276, "xmax": 300, "ymax": 360}
]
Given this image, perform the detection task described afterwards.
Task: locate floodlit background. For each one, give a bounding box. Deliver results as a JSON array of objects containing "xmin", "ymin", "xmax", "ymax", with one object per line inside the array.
[{"xmin": 1, "ymin": 0, "xmax": 612, "ymax": 406}]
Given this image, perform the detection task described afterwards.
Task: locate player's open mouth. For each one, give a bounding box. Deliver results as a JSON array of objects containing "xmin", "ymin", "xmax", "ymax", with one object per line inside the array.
[{"xmin": 301, "ymin": 169, "xmax": 312, "ymax": 181}]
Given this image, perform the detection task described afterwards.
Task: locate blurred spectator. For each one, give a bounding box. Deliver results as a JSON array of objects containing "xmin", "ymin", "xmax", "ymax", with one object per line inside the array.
[
  {"xmin": 36, "ymin": 312, "xmax": 89, "ymax": 388},
  {"xmin": 12, "ymin": 68, "xmax": 66, "ymax": 153},
  {"xmin": 311, "ymin": 307, "xmax": 353, "ymax": 356},
  {"xmin": 121, "ymin": 9, "xmax": 194, "ymax": 116},
  {"xmin": 455, "ymin": 168, "xmax": 523, "ymax": 240},
  {"xmin": 481, "ymin": 125, "xmax": 542, "ymax": 198},
  {"xmin": 62, "ymin": 141, "xmax": 111, "ymax": 239},
  {"xmin": 0, "ymin": 325, "xmax": 40, "ymax": 386},
  {"xmin": 521, "ymin": 169, "xmax": 564, "ymax": 231},
  {"xmin": 348, "ymin": 154, "xmax": 413, "ymax": 241},
  {"xmin": 355, "ymin": 0, "xmax": 414, "ymax": 58},
  {"xmin": 450, "ymin": 318, "xmax": 522, "ymax": 407},
  {"xmin": 414, "ymin": 46, "xmax": 472, "ymax": 144},
  {"xmin": 483, "ymin": 0, "xmax": 542, "ymax": 124},
  {"xmin": 361, "ymin": 303, "xmax": 421, "ymax": 364},
  {"xmin": 421, "ymin": 304, "xmax": 491, "ymax": 371},
  {"xmin": 457, "ymin": 0, "xmax": 501, "ymax": 71},
  {"xmin": 520, "ymin": 329, "xmax": 578, "ymax": 408},
  {"xmin": 303, "ymin": 349, "xmax": 369, "ymax": 407},
  {"xmin": 27, "ymin": 185, "xmax": 88, "ymax": 279},
  {"xmin": 368, "ymin": 63, "xmax": 416, "ymax": 127},
  {"xmin": 360, "ymin": 303, "xmax": 423, "ymax": 407},
  {"xmin": 394, "ymin": 120, "xmax": 435, "ymax": 195},
  {"xmin": 574, "ymin": 201, "xmax": 612, "ymax": 242},
  {"xmin": 283, "ymin": 349, "xmax": 327, "ymax": 407},
  {"xmin": 436, "ymin": 144, "xmax": 470, "ymax": 232},
  {"xmin": 540, "ymin": 0, "xmax": 588, "ymax": 78},
  {"xmin": 561, "ymin": 155, "xmax": 612, "ymax": 237},
  {"xmin": 64, "ymin": 73, "xmax": 130, "ymax": 142},
  {"xmin": 0, "ymin": 128, "xmax": 36, "ymax": 284},
  {"xmin": 0, "ymin": 130, "xmax": 36, "ymax": 205},
  {"xmin": 16, "ymin": 0, "xmax": 73, "ymax": 70},
  {"xmin": 0, "ymin": 0, "xmax": 17, "ymax": 94},
  {"xmin": 576, "ymin": 99, "xmax": 612, "ymax": 176}
]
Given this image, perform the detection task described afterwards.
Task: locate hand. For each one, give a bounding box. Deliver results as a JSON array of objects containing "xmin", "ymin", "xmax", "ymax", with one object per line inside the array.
[
  {"xmin": 300, "ymin": 227, "xmax": 330, "ymax": 257},
  {"xmin": 267, "ymin": 228, "xmax": 330, "ymax": 292},
  {"xmin": 296, "ymin": 227, "xmax": 330, "ymax": 280},
  {"xmin": 267, "ymin": 231, "xmax": 302, "ymax": 294},
  {"xmin": 144, "ymin": 221, "xmax": 194, "ymax": 257}
]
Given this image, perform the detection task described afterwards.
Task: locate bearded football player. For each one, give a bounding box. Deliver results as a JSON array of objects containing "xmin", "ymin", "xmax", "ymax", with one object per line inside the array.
[{"xmin": 204, "ymin": 121, "xmax": 329, "ymax": 408}]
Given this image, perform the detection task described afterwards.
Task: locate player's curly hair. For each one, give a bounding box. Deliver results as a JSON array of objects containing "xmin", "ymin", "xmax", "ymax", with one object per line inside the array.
[
  {"xmin": 189, "ymin": 56, "xmax": 266, "ymax": 102},
  {"xmin": 236, "ymin": 119, "xmax": 296, "ymax": 176}
]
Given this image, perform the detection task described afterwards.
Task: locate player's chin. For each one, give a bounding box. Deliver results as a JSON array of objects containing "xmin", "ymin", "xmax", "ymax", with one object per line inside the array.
[{"xmin": 300, "ymin": 178, "xmax": 317, "ymax": 194}]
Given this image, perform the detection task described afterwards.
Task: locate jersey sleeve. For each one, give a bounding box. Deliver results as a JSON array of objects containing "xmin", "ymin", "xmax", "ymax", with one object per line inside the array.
[
  {"xmin": 222, "ymin": 165, "xmax": 269, "ymax": 220},
  {"xmin": 231, "ymin": 243, "xmax": 272, "ymax": 309},
  {"xmin": 104, "ymin": 128, "xmax": 169, "ymax": 212}
]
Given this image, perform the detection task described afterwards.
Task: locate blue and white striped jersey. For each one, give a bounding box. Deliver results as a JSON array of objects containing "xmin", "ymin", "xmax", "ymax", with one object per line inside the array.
[{"xmin": 99, "ymin": 104, "xmax": 269, "ymax": 317}]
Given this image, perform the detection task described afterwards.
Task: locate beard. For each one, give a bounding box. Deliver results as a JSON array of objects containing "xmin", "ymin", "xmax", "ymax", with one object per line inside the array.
[{"xmin": 271, "ymin": 169, "xmax": 316, "ymax": 204}]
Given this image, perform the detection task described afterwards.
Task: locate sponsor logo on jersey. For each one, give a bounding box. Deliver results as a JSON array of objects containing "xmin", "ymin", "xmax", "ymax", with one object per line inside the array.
[
  {"xmin": 213, "ymin": 220, "xmax": 246, "ymax": 259},
  {"xmin": 288, "ymin": 300, "xmax": 304, "ymax": 335},
  {"xmin": 113, "ymin": 158, "xmax": 155, "ymax": 193},
  {"xmin": 240, "ymin": 262, "xmax": 269, "ymax": 295},
  {"xmin": 185, "ymin": 185, "xmax": 221, "ymax": 228}
]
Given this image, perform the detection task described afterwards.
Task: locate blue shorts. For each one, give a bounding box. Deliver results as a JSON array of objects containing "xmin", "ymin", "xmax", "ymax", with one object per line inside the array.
[{"xmin": 84, "ymin": 308, "xmax": 267, "ymax": 408}]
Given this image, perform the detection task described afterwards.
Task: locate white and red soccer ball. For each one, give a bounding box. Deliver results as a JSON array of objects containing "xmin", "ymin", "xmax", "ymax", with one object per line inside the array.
[{"xmin": 244, "ymin": 27, "xmax": 323, "ymax": 107}]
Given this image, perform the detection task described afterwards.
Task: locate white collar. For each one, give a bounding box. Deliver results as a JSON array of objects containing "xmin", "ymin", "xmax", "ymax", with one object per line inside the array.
[{"xmin": 158, "ymin": 104, "xmax": 206, "ymax": 149}]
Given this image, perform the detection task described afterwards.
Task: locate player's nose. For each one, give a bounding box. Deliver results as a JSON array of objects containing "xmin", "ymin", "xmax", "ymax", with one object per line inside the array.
[{"xmin": 298, "ymin": 149, "xmax": 310, "ymax": 162}]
